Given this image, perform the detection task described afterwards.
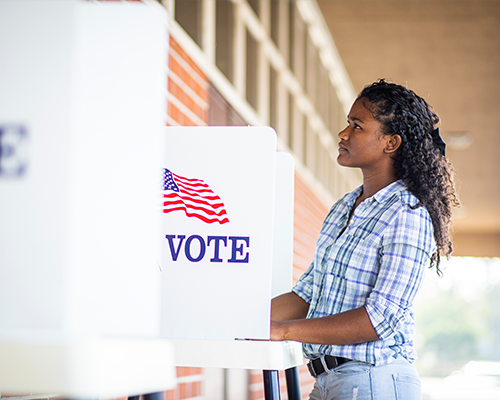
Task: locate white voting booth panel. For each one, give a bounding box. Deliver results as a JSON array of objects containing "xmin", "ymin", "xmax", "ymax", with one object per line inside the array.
[
  {"xmin": 160, "ymin": 127, "xmax": 302, "ymax": 370},
  {"xmin": 0, "ymin": 333, "xmax": 176, "ymax": 398},
  {"xmin": 0, "ymin": 2, "xmax": 175, "ymax": 397},
  {"xmin": 160, "ymin": 127, "xmax": 277, "ymax": 341},
  {"xmin": 0, "ymin": 0, "xmax": 166, "ymax": 337}
]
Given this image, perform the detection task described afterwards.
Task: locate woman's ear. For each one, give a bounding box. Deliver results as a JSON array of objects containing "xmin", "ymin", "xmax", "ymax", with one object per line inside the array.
[{"xmin": 385, "ymin": 134, "xmax": 402, "ymax": 154}]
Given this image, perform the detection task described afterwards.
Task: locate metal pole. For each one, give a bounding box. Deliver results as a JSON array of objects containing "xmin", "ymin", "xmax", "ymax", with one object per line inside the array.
[
  {"xmin": 285, "ymin": 366, "xmax": 301, "ymax": 400},
  {"xmin": 263, "ymin": 370, "xmax": 281, "ymax": 400}
]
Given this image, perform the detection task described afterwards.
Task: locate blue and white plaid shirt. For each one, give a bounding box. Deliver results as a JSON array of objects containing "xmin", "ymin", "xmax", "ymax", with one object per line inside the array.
[{"xmin": 293, "ymin": 180, "xmax": 436, "ymax": 366}]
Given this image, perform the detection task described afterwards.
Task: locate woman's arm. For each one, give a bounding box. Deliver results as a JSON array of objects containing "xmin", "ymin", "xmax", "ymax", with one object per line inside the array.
[
  {"xmin": 271, "ymin": 291, "xmax": 310, "ymax": 321},
  {"xmin": 271, "ymin": 306, "xmax": 379, "ymax": 345}
]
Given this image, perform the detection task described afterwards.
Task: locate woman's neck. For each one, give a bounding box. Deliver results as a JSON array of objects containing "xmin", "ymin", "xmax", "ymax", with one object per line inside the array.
[{"xmin": 359, "ymin": 169, "xmax": 398, "ymax": 202}]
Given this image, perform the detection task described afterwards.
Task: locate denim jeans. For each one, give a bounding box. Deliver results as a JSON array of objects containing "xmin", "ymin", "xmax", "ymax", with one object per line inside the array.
[{"xmin": 309, "ymin": 356, "xmax": 421, "ymax": 400}]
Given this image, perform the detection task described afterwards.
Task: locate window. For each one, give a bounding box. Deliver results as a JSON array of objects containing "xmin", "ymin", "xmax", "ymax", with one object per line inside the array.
[
  {"xmin": 247, "ymin": 0, "xmax": 260, "ymax": 19},
  {"xmin": 215, "ymin": 1, "xmax": 234, "ymax": 83},
  {"xmin": 289, "ymin": 2, "xmax": 306, "ymax": 88},
  {"xmin": 270, "ymin": 66, "xmax": 278, "ymax": 131},
  {"xmin": 174, "ymin": 1, "xmax": 202, "ymax": 48},
  {"xmin": 246, "ymin": 28, "xmax": 258, "ymax": 110}
]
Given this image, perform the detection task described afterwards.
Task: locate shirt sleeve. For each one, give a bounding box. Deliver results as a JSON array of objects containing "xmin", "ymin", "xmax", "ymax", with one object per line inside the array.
[
  {"xmin": 365, "ymin": 206, "xmax": 435, "ymax": 341},
  {"xmin": 292, "ymin": 262, "xmax": 315, "ymax": 304}
]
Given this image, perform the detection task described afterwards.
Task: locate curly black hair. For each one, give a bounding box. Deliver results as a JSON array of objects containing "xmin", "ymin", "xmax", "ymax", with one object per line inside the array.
[{"xmin": 358, "ymin": 79, "xmax": 459, "ymax": 275}]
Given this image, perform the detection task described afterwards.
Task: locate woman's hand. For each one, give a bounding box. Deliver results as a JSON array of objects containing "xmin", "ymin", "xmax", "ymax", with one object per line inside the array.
[
  {"xmin": 270, "ymin": 320, "xmax": 286, "ymax": 341},
  {"xmin": 269, "ymin": 292, "xmax": 308, "ymax": 342}
]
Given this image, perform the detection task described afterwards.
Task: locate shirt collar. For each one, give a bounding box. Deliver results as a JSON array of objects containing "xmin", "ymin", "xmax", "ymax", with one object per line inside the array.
[
  {"xmin": 371, "ymin": 180, "xmax": 407, "ymax": 204},
  {"xmin": 343, "ymin": 180, "xmax": 407, "ymax": 207}
]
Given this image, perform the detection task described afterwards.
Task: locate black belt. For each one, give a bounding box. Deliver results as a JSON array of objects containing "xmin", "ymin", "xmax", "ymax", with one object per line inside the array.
[{"xmin": 307, "ymin": 355, "xmax": 352, "ymax": 378}]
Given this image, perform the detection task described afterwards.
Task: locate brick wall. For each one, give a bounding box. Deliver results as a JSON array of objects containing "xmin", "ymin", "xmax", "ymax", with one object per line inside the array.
[
  {"xmin": 166, "ymin": 368, "xmax": 204, "ymax": 400},
  {"xmin": 167, "ymin": 39, "xmax": 208, "ymax": 127}
]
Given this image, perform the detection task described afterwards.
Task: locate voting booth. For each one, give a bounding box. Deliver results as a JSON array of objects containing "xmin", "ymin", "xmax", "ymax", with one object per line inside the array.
[
  {"xmin": 0, "ymin": 1, "xmax": 175, "ymax": 397},
  {"xmin": 161, "ymin": 127, "xmax": 276, "ymax": 340},
  {"xmin": 160, "ymin": 127, "xmax": 303, "ymax": 399}
]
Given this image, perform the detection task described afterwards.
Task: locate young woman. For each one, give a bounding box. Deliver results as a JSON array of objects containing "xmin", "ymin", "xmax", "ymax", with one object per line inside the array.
[{"xmin": 271, "ymin": 80, "xmax": 459, "ymax": 400}]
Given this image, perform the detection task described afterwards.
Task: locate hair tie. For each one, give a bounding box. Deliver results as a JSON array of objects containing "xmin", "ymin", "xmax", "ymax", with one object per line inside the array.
[{"xmin": 432, "ymin": 127, "xmax": 446, "ymax": 156}]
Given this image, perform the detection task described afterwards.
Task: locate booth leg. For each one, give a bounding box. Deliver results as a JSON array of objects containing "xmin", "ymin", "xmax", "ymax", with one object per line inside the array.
[
  {"xmin": 285, "ymin": 366, "xmax": 301, "ymax": 400},
  {"xmin": 263, "ymin": 370, "xmax": 281, "ymax": 400}
]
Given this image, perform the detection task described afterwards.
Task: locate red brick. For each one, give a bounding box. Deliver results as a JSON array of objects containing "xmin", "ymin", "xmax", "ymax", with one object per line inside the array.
[
  {"xmin": 169, "ymin": 38, "xmax": 182, "ymax": 55},
  {"xmin": 170, "ymin": 38, "xmax": 206, "ymax": 82},
  {"xmin": 178, "ymin": 382, "xmax": 186, "ymax": 399},
  {"xmin": 169, "ymin": 103, "xmax": 180, "ymax": 122},
  {"xmin": 165, "ymin": 390, "xmax": 175, "ymax": 400},
  {"xmin": 249, "ymin": 388, "xmax": 265, "ymax": 400}
]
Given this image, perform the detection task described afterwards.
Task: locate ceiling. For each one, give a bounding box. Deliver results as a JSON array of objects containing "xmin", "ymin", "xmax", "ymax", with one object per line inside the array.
[{"xmin": 317, "ymin": 0, "xmax": 500, "ymax": 257}]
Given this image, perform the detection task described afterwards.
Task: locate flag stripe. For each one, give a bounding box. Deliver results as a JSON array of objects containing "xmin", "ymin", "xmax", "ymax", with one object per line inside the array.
[
  {"xmin": 173, "ymin": 174, "xmax": 210, "ymax": 186},
  {"xmin": 176, "ymin": 182, "xmax": 221, "ymax": 197},
  {"xmin": 176, "ymin": 181, "xmax": 211, "ymax": 191},
  {"xmin": 163, "ymin": 194, "xmax": 225, "ymax": 211},
  {"xmin": 162, "ymin": 168, "xmax": 229, "ymax": 225},
  {"xmin": 163, "ymin": 204, "xmax": 229, "ymax": 224},
  {"xmin": 163, "ymin": 197, "xmax": 228, "ymax": 217},
  {"xmin": 172, "ymin": 173, "xmax": 204, "ymax": 184}
]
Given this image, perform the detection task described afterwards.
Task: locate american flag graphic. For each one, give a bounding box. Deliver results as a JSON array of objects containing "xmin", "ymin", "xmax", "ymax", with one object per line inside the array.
[{"xmin": 162, "ymin": 168, "xmax": 229, "ymax": 225}]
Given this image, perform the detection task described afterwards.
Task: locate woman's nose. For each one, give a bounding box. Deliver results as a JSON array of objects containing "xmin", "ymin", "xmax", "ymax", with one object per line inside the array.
[{"xmin": 338, "ymin": 126, "xmax": 349, "ymax": 140}]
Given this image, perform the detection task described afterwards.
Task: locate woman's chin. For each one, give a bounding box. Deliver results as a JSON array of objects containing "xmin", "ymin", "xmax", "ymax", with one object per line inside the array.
[{"xmin": 337, "ymin": 155, "xmax": 349, "ymax": 167}]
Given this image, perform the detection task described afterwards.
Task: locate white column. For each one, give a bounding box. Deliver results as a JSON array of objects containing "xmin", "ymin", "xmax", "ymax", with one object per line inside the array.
[{"xmin": 202, "ymin": 0, "xmax": 216, "ymax": 65}]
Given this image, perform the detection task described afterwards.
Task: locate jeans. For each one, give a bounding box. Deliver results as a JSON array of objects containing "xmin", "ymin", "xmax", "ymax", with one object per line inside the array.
[{"xmin": 309, "ymin": 356, "xmax": 421, "ymax": 400}]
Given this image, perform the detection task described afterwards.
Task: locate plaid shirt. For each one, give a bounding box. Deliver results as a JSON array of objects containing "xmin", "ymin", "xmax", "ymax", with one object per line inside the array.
[{"xmin": 293, "ymin": 180, "xmax": 435, "ymax": 366}]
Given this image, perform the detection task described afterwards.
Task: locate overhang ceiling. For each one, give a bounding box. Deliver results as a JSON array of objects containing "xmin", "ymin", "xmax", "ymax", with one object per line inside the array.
[{"xmin": 317, "ymin": 0, "xmax": 500, "ymax": 257}]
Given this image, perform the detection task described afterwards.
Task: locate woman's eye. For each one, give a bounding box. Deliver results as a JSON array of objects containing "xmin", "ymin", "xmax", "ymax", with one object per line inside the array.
[{"xmin": 354, "ymin": 123, "xmax": 361, "ymax": 129}]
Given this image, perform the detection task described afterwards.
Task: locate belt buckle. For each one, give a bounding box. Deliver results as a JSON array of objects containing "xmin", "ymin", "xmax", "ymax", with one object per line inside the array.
[{"xmin": 307, "ymin": 361, "xmax": 318, "ymax": 378}]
